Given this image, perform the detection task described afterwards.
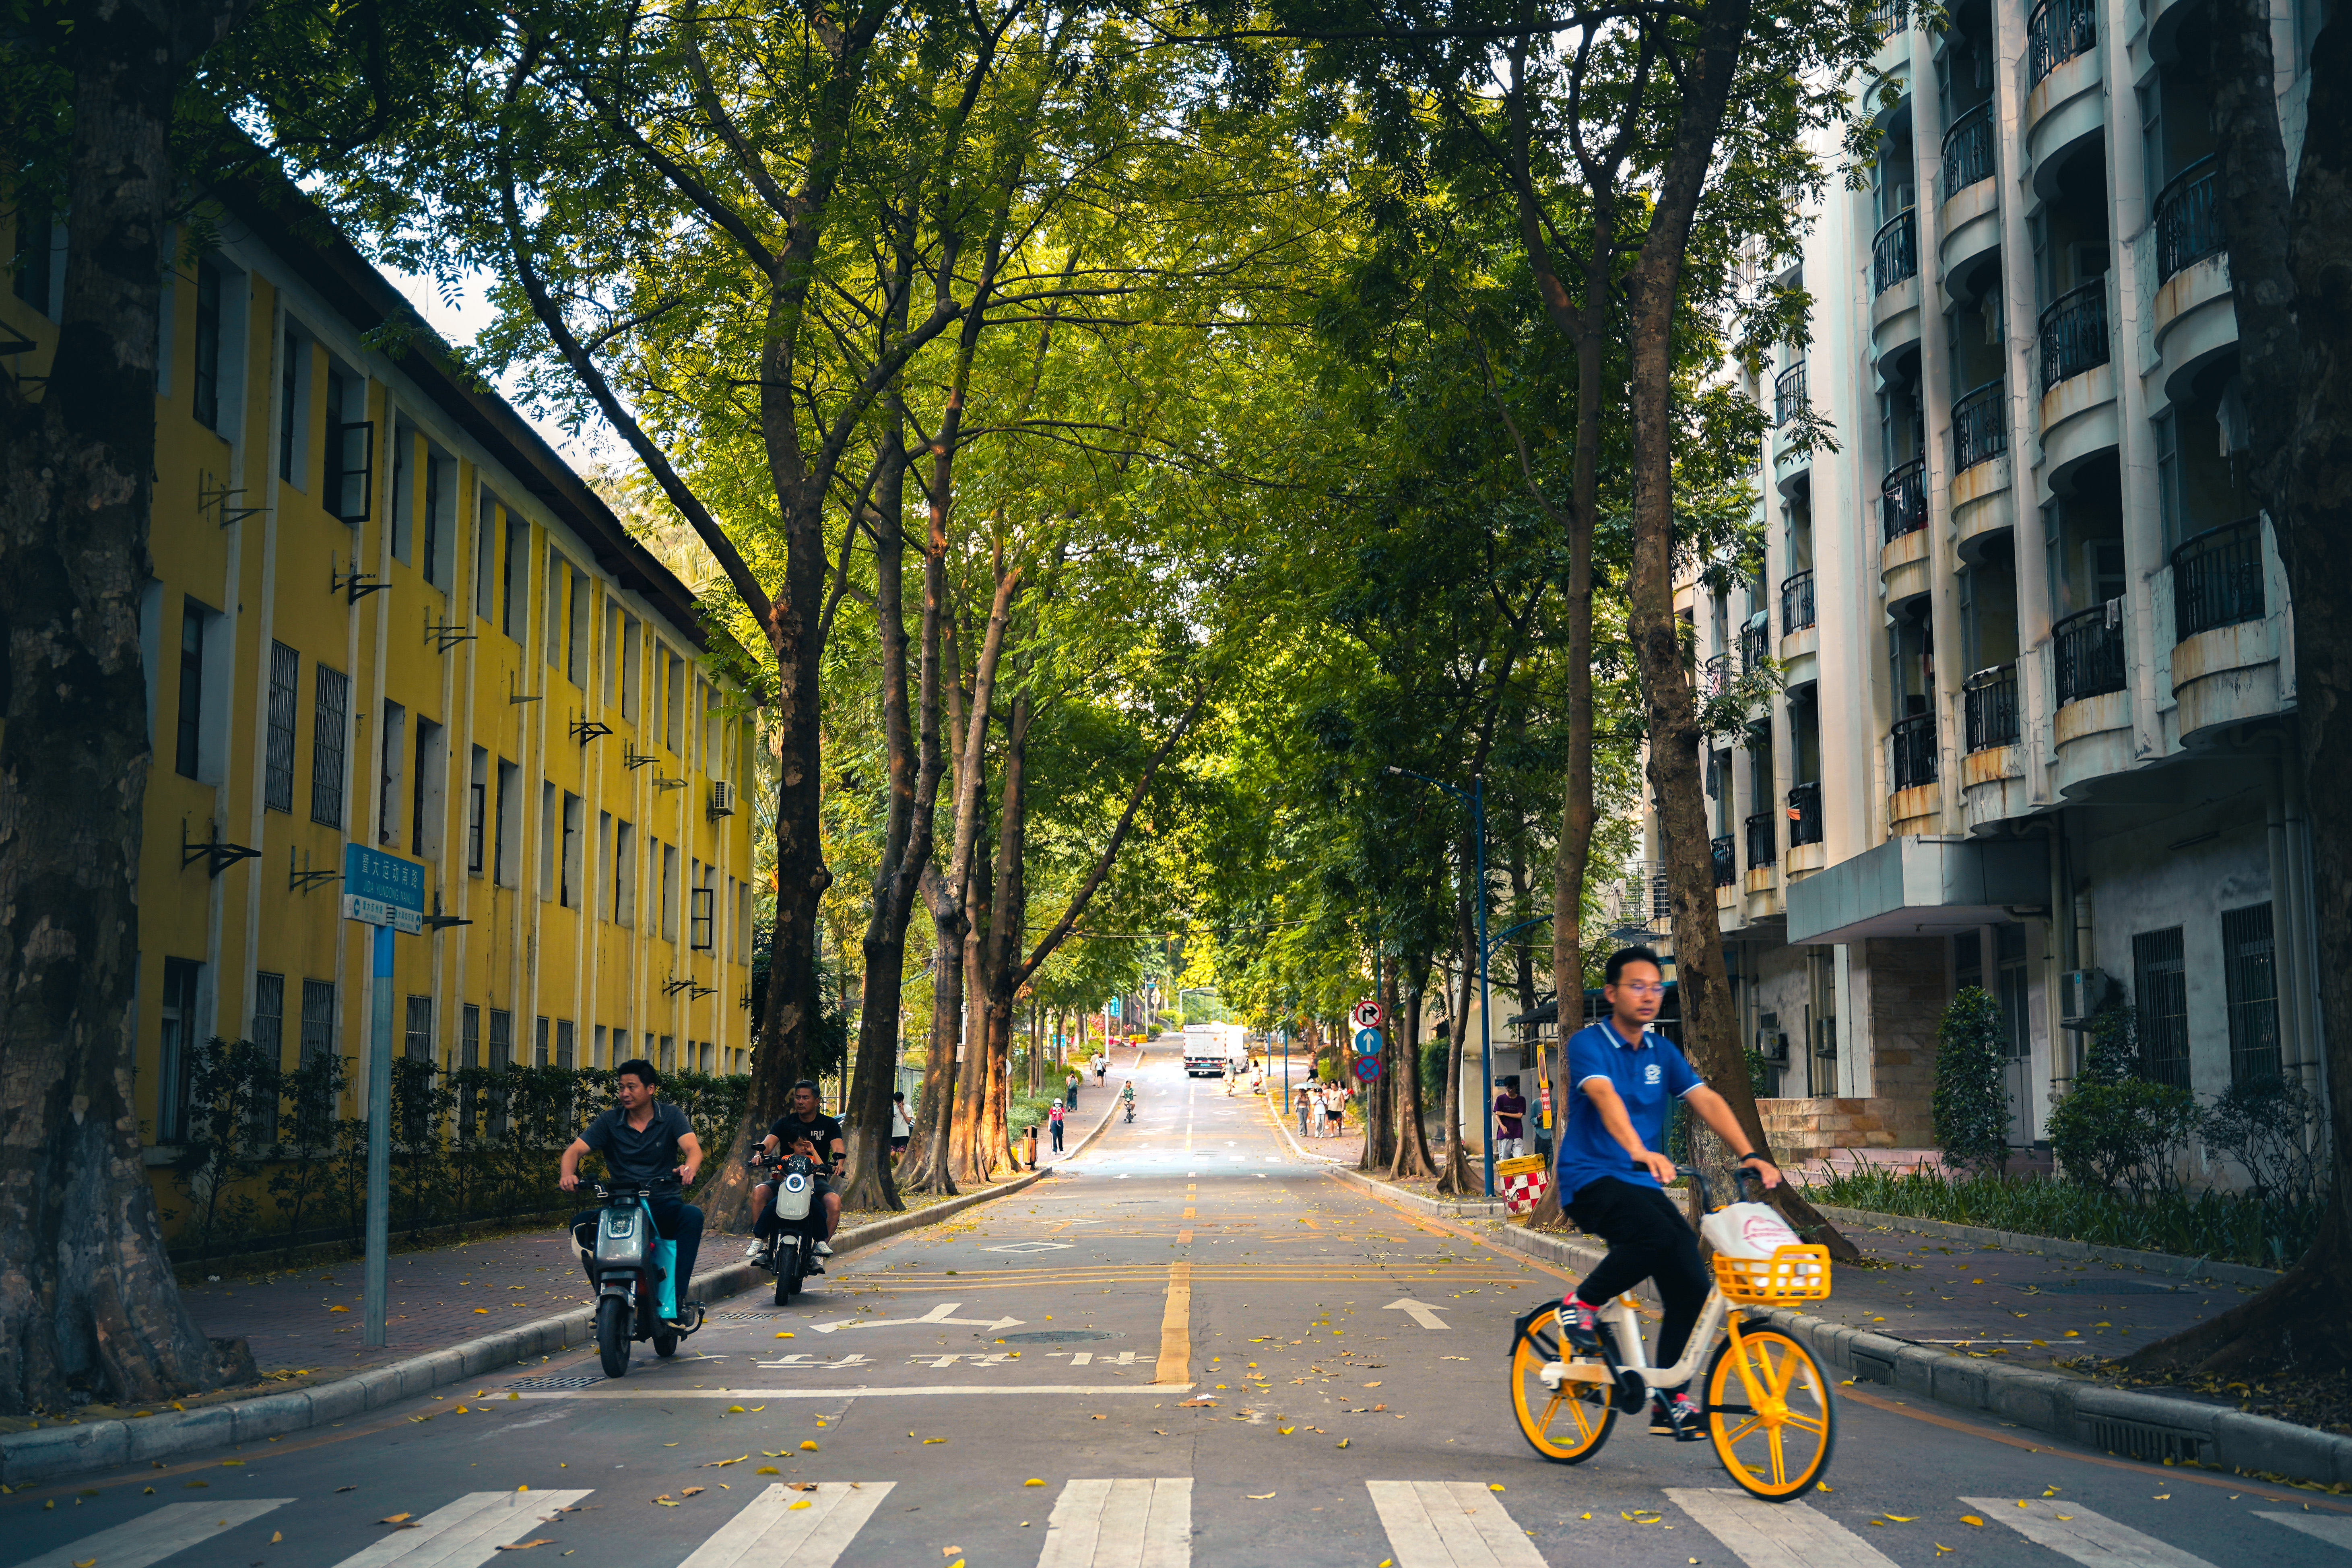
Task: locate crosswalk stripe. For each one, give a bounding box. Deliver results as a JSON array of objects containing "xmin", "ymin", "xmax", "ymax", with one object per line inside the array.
[
  {"xmin": 2255, "ymin": 1512, "xmax": 2352, "ymax": 1550},
  {"xmin": 674, "ymin": 1482, "xmax": 894, "ymax": 1568},
  {"xmin": 1366, "ymin": 1479, "xmax": 1545, "ymax": 1568},
  {"xmin": 1036, "ymin": 1478, "xmax": 1191, "ymax": 1568},
  {"xmin": 14, "ymin": 1499, "xmax": 291, "ymax": 1568},
  {"xmin": 1665, "ymin": 1488, "xmax": 1900, "ymax": 1568},
  {"xmin": 325, "ymin": 1489, "xmax": 595, "ymax": 1568},
  {"xmin": 1961, "ymin": 1498, "xmax": 2220, "ymax": 1568}
]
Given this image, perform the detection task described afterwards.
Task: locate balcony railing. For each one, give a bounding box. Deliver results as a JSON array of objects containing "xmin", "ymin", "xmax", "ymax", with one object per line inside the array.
[
  {"xmin": 1963, "ymin": 663, "xmax": 2021, "ymax": 752},
  {"xmin": 1745, "ymin": 811, "xmax": 1779, "ymax": 871},
  {"xmin": 1952, "ymin": 379, "xmax": 2007, "ymax": 472},
  {"xmin": 1942, "ymin": 103, "xmax": 1996, "ymax": 201},
  {"xmin": 1872, "ymin": 208, "xmax": 1919, "ymax": 295},
  {"xmin": 1880, "ymin": 457, "xmax": 1929, "ymax": 544},
  {"xmin": 2172, "ymin": 517, "xmax": 2265, "ymax": 638},
  {"xmin": 1773, "ymin": 363, "xmax": 1808, "ymax": 428},
  {"xmin": 1781, "ymin": 569, "xmax": 1816, "ymax": 632},
  {"xmin": 1711, "ymin": 835, "xmax": 1737, "ymax": 887},
  {"xmin": 1703, "ymin": 652, "xmax": 1733, "ymax": 696},
  {"xmin": 1740, "ymin": 615, "xmax": 1771, "ymax": 673},
  {"xmin": 2054, "ymin": 605, "xmax": 2128, "ymax": 705},
  {"xmin": 1787, "ymin": 780, "xmax": 1824, "ymax": 847},
  {"xmin": 2154, "ymin": 157, "xmax": 2223, "ymax": 283},
  {"xmin": 1870, "ymin": 0, "xmax": 1910, "ymax": 37},
  {"xmin": 2039, "ymin": 281, "xmax": 2111, "ymax": 388},
  {"xmin": 2028, "ymin": 0, "xmax": 2097, "ymax": 85},
  {"xmin": 1891, "ymin": 712, "xmax": 1939, "ymax": 791}
]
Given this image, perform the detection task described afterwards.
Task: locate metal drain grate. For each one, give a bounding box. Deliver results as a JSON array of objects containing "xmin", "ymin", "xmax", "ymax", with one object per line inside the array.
[
  {"xmin": 505, "ymin": 1375, "xmax": 606, "ymax": 1391},
  {"xmin": 2079, "ymin": 1415, "xmax": 2206, "ymax": 1465},
  {"xmin": 999, "ymin": 1330, "xmax": 1122, "ymax": 1344},
  {"xmin": 707, "ymin": 1311, "xmax": 791, "ymax": 1321}
]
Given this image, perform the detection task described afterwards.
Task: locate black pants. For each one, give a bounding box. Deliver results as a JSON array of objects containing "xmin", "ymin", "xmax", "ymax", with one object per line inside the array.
[
  {"xmin": 1566, "ymin": 1177, "xmax": 1709, "ymax": 1380},
  {"xmin": 571, "ymin": 1193, "xmax": 703, "ymax": 1312},
  {"xmin": 1050, "ymin": 1121, "xmax": 1065, "ymax": 1151}
]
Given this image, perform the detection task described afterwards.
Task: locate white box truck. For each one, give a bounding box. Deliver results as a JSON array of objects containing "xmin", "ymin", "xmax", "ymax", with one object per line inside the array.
[{"xmin": 1181, "ymin": 1022, "xmax": 1247, "ymax": 1077}]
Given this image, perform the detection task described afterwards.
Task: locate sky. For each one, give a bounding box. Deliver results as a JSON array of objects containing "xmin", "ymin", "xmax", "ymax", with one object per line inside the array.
[{"xmin": 383, "ymin": 261, "xmax": 620, "ymax": 472}]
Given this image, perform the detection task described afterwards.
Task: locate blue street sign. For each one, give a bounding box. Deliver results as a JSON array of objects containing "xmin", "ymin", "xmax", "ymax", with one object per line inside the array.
[
  {"xmin": 1108, "ymin": 996, "xmax": 1122, "ymax": 1017},
  {"xmin": 1353, "ymin": 1027, "xmax": 1383, "ymax": 1055},
  {"xmin": 1353, "ymin": 1054, "xmax": 1382, "ymax": 1082},
  {"xmin": 342, "ymin": 844, "xmax": 424, "ymax": 934}
]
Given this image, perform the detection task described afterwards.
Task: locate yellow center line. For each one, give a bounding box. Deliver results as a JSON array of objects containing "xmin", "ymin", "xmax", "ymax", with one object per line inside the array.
[{"xmin": 1153, "ymin": 1261, "xmax": 1191, "ymax": 1383}]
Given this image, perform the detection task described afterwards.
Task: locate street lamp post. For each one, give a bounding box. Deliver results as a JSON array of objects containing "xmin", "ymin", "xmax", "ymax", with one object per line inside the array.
[{"xmin": 1386, "ymin": 765, "xmax": 1494, "ymax": 1199}]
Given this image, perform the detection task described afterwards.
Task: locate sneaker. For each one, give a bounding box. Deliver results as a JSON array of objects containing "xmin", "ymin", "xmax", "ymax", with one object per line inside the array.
[
  {"xmin": 1650, "ymin": 1390, "xmax": 1705, "ymax": 1441},
  {"xmin": 743, "ymin": 1238, "xmax": 765, "ymax": 1261},
  {"xmin": 813, "ymin": 1240, "xmax": 835, "ymax": 1257},
  {"xmin": 1559, "ymin": 1298, "xmax": 1603, "ymax": 1355},
  {"xmin": 805, "ymin": 1257, "xmax": 825, "ymax": 1275}
]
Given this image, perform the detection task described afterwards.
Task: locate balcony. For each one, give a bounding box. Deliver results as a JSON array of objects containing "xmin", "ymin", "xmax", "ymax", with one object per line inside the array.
[
  {"xmin": 1712, "ymin": 835, "xmax": 1737, "ymax": 887},
  {"xmin": 1880, "ymin": 457, "xmax": 1929, "ymax": 544},
  {"xmin": 2038, "ymin": 282, "xmax": 2110, "ymax": 390},
  {"xmin": 1963, "ymin": 664, "xmax": 2020, "ymax": 751},
  {"xmin": 1773, "ymin": 363, "xmax": 1808, "ymax": 427},
  {"xmin": 1703, "ymin": 652, "xmax": 1733, "ymax": 697},
  {"xmin": 1870, "ymin": 0, "xmax": 1909, "ymax": 36},
  {"xmin": 2155, "ymin": 158, "xmax": 2223, "ymax": 284},
  {"xmin": 2054, "ymin": 605, "xmax": 2127, "ymax": 705},
  {"xmin": 1872, "ymin": 209, "xmax": 1919, "ymax": 295},
  {"xmin": 2028, "ymin": 0, "xmax": 2096, "ymax": 86},
  {"xmin": 1780, "ymin": 569, "xmax": 1816, "ymax": 633},
  {"xmin": 2173, "ymin": 517, "xmax": 2264, "ymax": 638},
  {"xmin": 1952, "ymin": 380, "xmax": 2008, "ymax": 472},
  {"xmin": 1942, "ymin": 103, "xmax": 1996, "ymax": 202},
  {"xmin": 1787, "ymin": 780, "xmax": 1824, "ymax": 847},
  {"xmin": 1745, "ymin": 811, "xmax": 1778, "ymax": 871},
  {"xmin": 1740, "ymin": 615, "xmax": 1770, "ymax": 673},
  {"xmin": 1890, "ymin": 712, "xmax": 1939, "ymax": 791}
]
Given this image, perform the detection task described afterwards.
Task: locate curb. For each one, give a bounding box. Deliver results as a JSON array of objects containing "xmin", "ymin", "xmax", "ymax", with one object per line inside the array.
[
  {"xmin": 0, "ymin": 1160, "xmax": 1055, "ymax": 1487},
  {"xmin": 1483, "ymin": 1221, "xmax": 2352, "ymax": 1489},
  {"xmin": 1059, "ymin": 1067, "xmax": 1129, "ymax": 1163},
  {"xmin": 1261, "ymin": 1082, "xmax": 1509, "ymax": 1219},
  {"xmin": 1805, "ymin": 1203, "xmax": 2285, "ymax": 1289}
]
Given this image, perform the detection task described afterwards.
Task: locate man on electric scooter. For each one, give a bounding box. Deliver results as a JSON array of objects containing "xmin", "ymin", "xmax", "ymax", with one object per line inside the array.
[
  {"xmin": 746, "ymin": 1080, "xmax": 845, "ymax": 1271},
  {"xmin": 559, "ymin": 1058, "xmax": 705, "ymax": 1330},
  {"xmin": 1554, "ymin": 947, "xmax": 1782, "ymax": 1441}
]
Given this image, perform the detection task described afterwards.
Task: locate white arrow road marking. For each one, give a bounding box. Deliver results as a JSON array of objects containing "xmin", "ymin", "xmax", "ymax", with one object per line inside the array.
[
  {"xmin": 810, "ymin": 1300, "xmax": 1025, "ymax": 1335},
  {"xmin": 1383, "ymin": 1299, "xmax": 1451, "ymax": 1331}
]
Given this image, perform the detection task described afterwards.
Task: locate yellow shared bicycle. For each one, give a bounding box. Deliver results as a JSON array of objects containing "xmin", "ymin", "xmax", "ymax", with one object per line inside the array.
[{"xmin": 1506, "ymin": 1165, "xmax": 1836, "ymax": 1501}]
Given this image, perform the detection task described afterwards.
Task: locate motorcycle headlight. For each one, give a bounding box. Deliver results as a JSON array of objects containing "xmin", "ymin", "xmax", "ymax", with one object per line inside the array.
[
  {"xmin": 783, "ymin": 1173, "xmax": 808, "ymax": 1194},
  {"xmin": 606, "ymin": 1214, "xmax": 635, "ymax": 1237}
]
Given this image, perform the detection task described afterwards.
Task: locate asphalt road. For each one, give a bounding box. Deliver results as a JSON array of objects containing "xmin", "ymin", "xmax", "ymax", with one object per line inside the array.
[{"xmin": 10, "ymin": 1051, "xmax": 2350, "ymax": 1568}]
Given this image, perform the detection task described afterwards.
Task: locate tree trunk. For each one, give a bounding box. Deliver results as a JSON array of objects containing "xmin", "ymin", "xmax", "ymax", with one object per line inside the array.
[
  {"xmin": 2129, "ymin": 8, "xmax": 2352, "ymax": 1379},
  {"xmin": 1434, "ymin": 891, "xmax": 1478, "ymax": 1194},
  {"xmin": 1389, "ymin": 953, "xmax": 1438, "ymax": 1180},
  {"xmin": 0, "ymin": 0, "xmax": 260, "ymax": 1414},
  {"xmin": 903, "ymin": 865, "xmax": 966, "ymax": 1195},
  {"xmin": 1360, "ymin": 956, "xmax": 1399, "ymax": 1172}
]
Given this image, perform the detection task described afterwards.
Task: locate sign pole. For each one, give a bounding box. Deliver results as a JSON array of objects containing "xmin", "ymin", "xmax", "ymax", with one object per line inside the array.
[{"xmin": 364, "ymin": 918, "xmax": 394, "ymax": 1348}]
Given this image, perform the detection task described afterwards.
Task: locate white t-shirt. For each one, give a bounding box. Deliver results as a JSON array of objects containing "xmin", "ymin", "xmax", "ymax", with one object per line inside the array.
[{"xmin": 890, "ymin": 1102, "xmax": 911, "ymax": 1137}]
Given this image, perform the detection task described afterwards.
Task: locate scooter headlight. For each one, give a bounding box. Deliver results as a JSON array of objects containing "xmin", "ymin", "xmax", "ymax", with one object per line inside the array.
[{"xmin": 783, "ymin": 1173, "xmax": 808, "ymax": 1194}]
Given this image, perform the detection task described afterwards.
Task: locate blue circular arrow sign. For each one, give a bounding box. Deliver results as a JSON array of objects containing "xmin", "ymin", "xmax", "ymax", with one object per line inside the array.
[{"xmin": 1353, "ymin": 1027, "xmax": 1384, "ymax": 1055}]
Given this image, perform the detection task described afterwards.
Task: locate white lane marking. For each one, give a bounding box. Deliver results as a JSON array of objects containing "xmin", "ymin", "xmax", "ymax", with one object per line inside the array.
[
  {"xmin": 326, "ymin": 1490, "xmax": 595, "ymax": 1568},
  {"xmin": 1036, "ymin": 1478, "xmax": 1191, "ymax": 1568},
  {"xmin": 1961, "ymin": 1498, "xmax": 2220, "ymax": 1568},
  {"xmin": 1366, "ymin": 1479, "xmax": 1545, "ymax": 1567},
  {"xmin": 15, "ymin": 1500, "xmax": 292, "ymax": 1568},
  {"xmin": 809, "ymin": 1301, "xmax": 1023, "ymax": 1334},
  {"xmin": 675, "ymin": 1482, "xmax": 893, "ymax": 1568},
  {"xmin": 1666, "ymin": 1488, "xmax": 1900, "ymax": 1568},
  {"xmin": 2257, "ymin": 1512, "xmax": 2352, "ymax": 1549},
  {"xmin": 1383, "ymin": 1299, "xmax": 1451, "ymax": 1330},
  {"xmin": 513, "ymin": 1384, "xmax": 1189, "ymax": 1399}
]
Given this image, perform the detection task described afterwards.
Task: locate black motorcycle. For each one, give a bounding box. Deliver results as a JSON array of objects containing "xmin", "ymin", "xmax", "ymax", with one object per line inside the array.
[
  {"xmin": 1122, "ymin": 1095, "xmax": 1135, "ymax": 1123},
  {"xmin": 750, "ymin": 1149, "xmax": 829, "ymax": 1305},
  {"xmin": 579, "ymin": 1179, "xmax": 705, "ymax": 1379}
]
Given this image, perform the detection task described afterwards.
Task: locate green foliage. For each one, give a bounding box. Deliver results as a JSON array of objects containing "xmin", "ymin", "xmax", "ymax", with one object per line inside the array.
[
  {"xmin": 2045, "ymin": 1079, "xmax": 2203, "ymax": 1204},
  {"xmin": 1810, "ymin": 1162, "xmax": 2325, "ymax": 1273},
  {"xmin": 1932, "ymin": 987, "xmax": 2010, "ymax": 1174},
  {"xmin": 2201, "ymin": 1074, "xmax": 2328, "ymax": 1202},
  {"xmin": 169, "ymin": 1038, "xmax": 279, "ymax": 1262},
  {"xmin": 2077, "ymin": 1000, "xmax": 2140, "ymax": 1086}
]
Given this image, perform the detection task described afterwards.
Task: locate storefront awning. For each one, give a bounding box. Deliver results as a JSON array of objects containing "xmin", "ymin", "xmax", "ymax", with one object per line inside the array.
[{"xmin": 1785, "ymin": 834, "xmax": 2047, "ymax": 945}]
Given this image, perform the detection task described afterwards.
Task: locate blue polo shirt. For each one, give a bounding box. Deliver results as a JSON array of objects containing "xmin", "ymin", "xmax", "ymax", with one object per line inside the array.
[{"xmin": 1554, "ymin": 1017, "xmax": 1703, "ymax": 1201}]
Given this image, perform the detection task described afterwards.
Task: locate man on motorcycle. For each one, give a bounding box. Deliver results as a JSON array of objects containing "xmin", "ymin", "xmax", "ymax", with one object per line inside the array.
[
  {"xmin": 559, "ymin": 1058, "xmax": 704, "ymax": 1329},
  {"xmin": 747, "ymin": 1080, "xmax": 845, "ymax": 1269},
  {"xmin": 1121, "ymin": 1079, "xmax": 1135, "ymax": 1119}
]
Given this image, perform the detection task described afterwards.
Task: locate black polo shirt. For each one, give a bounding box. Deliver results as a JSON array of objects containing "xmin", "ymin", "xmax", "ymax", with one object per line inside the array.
[{"xmin": 582, "ymin": 1102, "xmax": 693, "ymax": 1187}]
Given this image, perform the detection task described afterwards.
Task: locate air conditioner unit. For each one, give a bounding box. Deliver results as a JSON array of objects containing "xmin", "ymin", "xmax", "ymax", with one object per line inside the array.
[
  {"xmin": 2059, "ymin": 968, "xmax": 2109, "ymax": 1026},
  {"xmin": 706, "ymin": 780, "xmax": 737, "ymax": 820}
]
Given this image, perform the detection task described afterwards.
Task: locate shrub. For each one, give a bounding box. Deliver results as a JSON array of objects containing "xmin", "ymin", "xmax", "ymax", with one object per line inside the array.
[
  {"xmin": 1933, "ymin": 986, "xmax": 2010, "ymax": 1175},
  {"xmin": 171, "ymin": 1037, "xmax": 279, "ymax": 1261},
  {"xmin": 2202, "ymin": 1073, "xmax": 2327, "ymax": 1202},
  {"xmin": 2046, "ymin": 1078, "xmax": 2201, "ymax": 1203},
  {"xmin": 2076, "ymin": 999, "xmax": 2138, "ymax": 1086}
]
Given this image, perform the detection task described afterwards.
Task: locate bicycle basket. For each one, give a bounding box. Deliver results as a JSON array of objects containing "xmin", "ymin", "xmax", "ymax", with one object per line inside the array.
[{"xmin": 1710, "ymin": 1244, "xmax": 1833, "ymax": 1304}]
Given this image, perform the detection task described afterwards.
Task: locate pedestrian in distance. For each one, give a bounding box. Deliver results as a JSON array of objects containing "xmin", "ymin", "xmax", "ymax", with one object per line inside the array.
[
  {"xmin": 1493, "ymin": 1075, "xmax": 1528, "ymax": 1159},
  {"xmin": 1048, "ymin": 1100, "xmax": 1066, "ymax": 1153},
  {"xmin": 1297, "ymin": 1085, "xmax": 1313, "ymax": 1138},
  {"xmin": 890, "ymin": 1091, "xmax": 912, "ymax": 1160},
  {"xmin": 1323, "ymin": 1081, "xmax": 1344, "ymax": 1137},
  {"xmin": 1066, "ymin": 1070, "xmax": 1081, "ymax": 1110}
]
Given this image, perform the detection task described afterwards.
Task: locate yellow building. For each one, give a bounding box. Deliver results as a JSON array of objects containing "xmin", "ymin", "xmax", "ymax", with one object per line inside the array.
[{"xmin": 4, "ymin": 172, "xmax": 757, "ymax": 1219}]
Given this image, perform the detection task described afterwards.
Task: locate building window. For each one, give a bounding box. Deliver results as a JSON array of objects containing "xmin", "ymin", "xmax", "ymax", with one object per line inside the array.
[
  {"xmin": 560, "ymin": 791, "xmax": 582, "ymax": 908},
  {"xmin": 659, "ymin": 1034, "xmax": 675, "ymax": 1074},
  {"xmin": 299, "ymin": 978, "xmax": 336, "ymax": 1065},
  {"xmin": 556, "ymin": 1019, "xmax": 575, "ymax": 1069},
  {"xmin": 264, "ymin": 641, "xmax": 299, "ymax": 812},
  {"xmin": 158, "ymin": 957, "xmax": 204, "ymax": 1143},
  {"xmin": 2222, "ymin": 903, "xmax": 2280, "ymax": 1083},
  {"xmin": 535, "ymin": 1015, "xmax": 550, "ymax": 1067},
  {"xmin": 660, "ymin": 842, "xmax": 679, "ymax": 941},
  {"xmin": 412, "ymin": 716, "xmax": 444, "ymax": 860},
  {"xmin": 489, "ymin": 1008, "xmax": 514, "ymax": 1069},
  {"xmin": 175, "ymin": 601, "xmax": 205, "ymax": 778},
  {"xmin": 620, "ymin": 615, "xmax": 641, "ymax": 720},
  {"xmin": 378, "ymin": 699, "xmax": 406, "ymax": 847},
  {"xmin": 691, "ymin": 877, "xmax": 714, "ymax": 951},
  {"xmin": 539, "ymin": 780, "xmax": 557, "ymax": 901},
  {"xmin": 592, "ymin": 1024, "xmax": 607, "ymax": 1070},
  {"xmin": 2132, "ymin": 926, "xmax": 2190, "ymax": 1089},
  {"xmin": 613, "ymin": 819, "xmax": 635, "ymax": 925},
  {"xmin": 460, "ymin": 1004, "xmax": 481, "ymax": 1135},
  {"xmin": 192, "ymin": 257, "xmax": 223, "ymax": 432},
  {"xmin": 251, "ymin": 970, "xmax": 285, "ymax": 1143},
  {"xmin": 312, "ymin": 664, "xmax": 349, "ymax": 826},
  {"xmin": 468, "ymin": 747, "xmax": 488, "ymax": 875},
  {"xmin": 494, "ymin": 759, "xmax": 518, "ymax": 885},
  {"xmin": 324, "ymin": 368, "xmax": 373, "ymax": 522},
  {"xmin": 278, "ymin": 330, "xmax": 300, "ymax": 483},
  {"xmin": 665, "ymin": 652, "xmax": 686, "ymax": 753},
  {"xmin": 476, "ymin": 498, "xmax": 499, "ymax": 621},
  {"xmin": 405, "ymin": 996, "xmax": 433, "ymax": 1061},
  {"xmin": 502, "ymin": 519, "xmax": 528, "ymax": 639},
  {"xmin": 611, "ymin": 1028, "xmax": 630, "ymax": 1067}
]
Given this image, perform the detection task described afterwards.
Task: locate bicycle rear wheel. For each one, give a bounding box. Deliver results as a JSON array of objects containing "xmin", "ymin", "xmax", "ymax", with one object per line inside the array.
[
  {"xmin": 1508, "ymin": 1306, "xmax": 1615, "ymax": 1464},
  {"xmin": 1704, "ymin": 1325, "xmax": 1836, "ymax": 1500}
]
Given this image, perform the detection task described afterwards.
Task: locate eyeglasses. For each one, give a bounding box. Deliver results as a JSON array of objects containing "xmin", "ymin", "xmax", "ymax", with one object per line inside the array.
[{"xmin": 1612, "ymin": 982, "xmax": 1666, "ymax": 997}]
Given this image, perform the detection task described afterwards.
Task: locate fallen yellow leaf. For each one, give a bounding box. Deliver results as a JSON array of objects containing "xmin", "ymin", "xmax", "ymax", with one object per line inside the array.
[
  {"xmin": 755, "ymin": 1468, "xmax": 780, "ymax": 1475},
  {"xmin": 1248, "ymin": 1492, "xmax": 1277, "ymax": 1500},
  {"xmin": 1025, "ymin": 1479, "xmax": 1046, "ymax": 1487},
  {"xmin": 680, "ymin": 1488, "xmax": 704, "ymax": 1498},
  {"xmin": 494, "ymin": 1541, "xmax": 557, "ymax": 1551},
  {"xmin": 788, "ymin": 1500, "xmax": 811, "ymax": 1512},
  {"xmin": 1336, "ymin": 1438, "xmax": 1349, "ymax": 1449},
  {"xmin": 380, "ymin": 1514, "xmax": 412, "ymax": 1525},
  {"xmin": 1489, "ymin": 1484, "xmax": 1504, "ymax": 1492},
  {"xmin": 271, "ymin": 1532, "xmax": 282, "ymax": 1543},
  {"xmin": 702, "ymin": 1456, "xmax": 748, "ymax": 1467},
  {"xmin": 801, "ymin": 1440, "xmax": 820, "ymax": 1452},
  {"xmin": 1960, "ymin": 1515, "xmax": 1985, "ymax": 1527}
]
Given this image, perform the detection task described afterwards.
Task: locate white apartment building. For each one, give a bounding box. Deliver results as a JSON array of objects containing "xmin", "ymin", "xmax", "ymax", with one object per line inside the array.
[{"xmin": 1675, "ymin": 0, "xmax": 2325, "ymax": 1165}]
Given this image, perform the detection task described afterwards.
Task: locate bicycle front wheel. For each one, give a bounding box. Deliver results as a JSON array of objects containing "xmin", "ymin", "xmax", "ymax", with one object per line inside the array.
[
  {"xmin": 1509, "ymin": 1306, "xmax": 1615, "ymax": 1464},
  {"xmin": 1704, "ymin": 1325, "xmax": 1836, "ymax": 1500}
]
